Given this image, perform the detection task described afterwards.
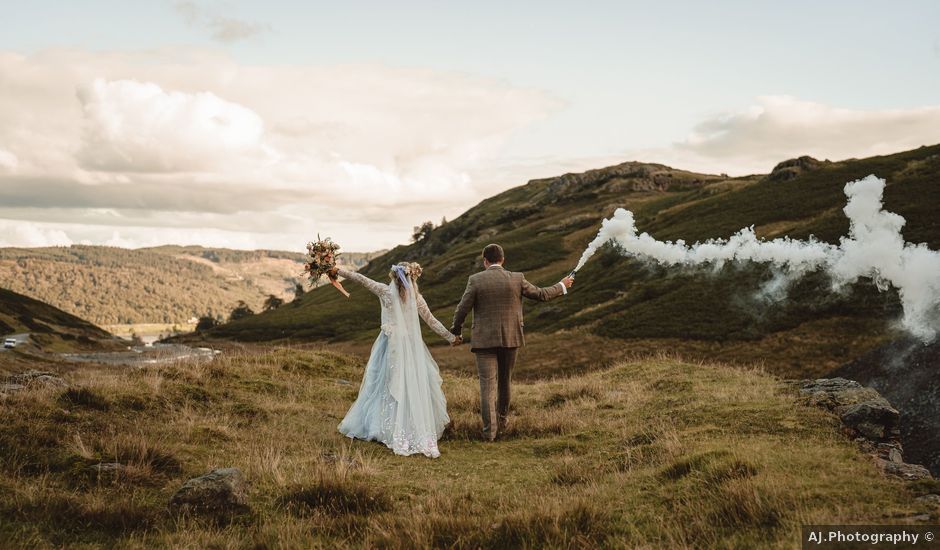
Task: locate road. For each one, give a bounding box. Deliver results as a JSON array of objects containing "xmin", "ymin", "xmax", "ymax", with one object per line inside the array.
[
  {"xmin": 61, "ymin": 343, "xmax": 219, "ymax": 366},
  {"xmin": 0, "ymin": 333, "xmax": 29, "ymax": 352},
  {"xmin": 1, "ymin": 333, "xmax": 217, "ymax": 366}
]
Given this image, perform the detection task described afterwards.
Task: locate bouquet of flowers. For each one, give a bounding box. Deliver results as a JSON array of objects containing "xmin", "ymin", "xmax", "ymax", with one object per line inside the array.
[{"xmin": 303, "ymin": 236, "xmax": 350, "ymax": 297}]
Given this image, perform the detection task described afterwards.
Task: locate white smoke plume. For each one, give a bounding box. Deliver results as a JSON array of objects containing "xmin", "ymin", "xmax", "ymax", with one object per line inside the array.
[{"xmin": 574, "ymin": 175, "xmax": 940, "ymax": 342}]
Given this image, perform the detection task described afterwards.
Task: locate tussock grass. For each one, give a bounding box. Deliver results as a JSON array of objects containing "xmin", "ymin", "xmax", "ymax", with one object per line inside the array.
[
  {"xmin": 0, "ymin": 347, "xmax": 931, "ymax": 548},
  {"xmin": 279, "ymin": 476, "xmax": 392, "ymax": 516},
  {"xmin": 543, "ymin": 378, "xmax": 605, "ymax": 408},
  {"xmin": 58, "ymin": 387, "xmax": 110, "ymax": 411},
  {"xmin": 98, "ymin": 433, "xmax": 183, "ymax": 475}
]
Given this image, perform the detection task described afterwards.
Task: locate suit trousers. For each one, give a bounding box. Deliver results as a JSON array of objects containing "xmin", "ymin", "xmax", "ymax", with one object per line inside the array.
[{"xmin": 473, "ymin": 347, "xmax": 518, "ymax": 440}]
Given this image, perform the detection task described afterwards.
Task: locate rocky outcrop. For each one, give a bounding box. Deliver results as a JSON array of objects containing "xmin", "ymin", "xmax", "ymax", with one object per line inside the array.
[
  {"xmin": 7, "ymin": 370, "xmax": 68, "ymax": 388},
  {"xmin": 881, "ymin": 461, "xmax": 932, "ymax": 481},
  {"xmin": 1, "ymin": 370, "xmax": 68, "ymax": 398},
  {"xmin": 767, "ymin": 156, "xmax": 826, "ymax": 182},
  {"xmin": 832, "ymin": 338, "xmax": 940, "ymax": 477},
  {"xmin": 800, "ymin": 378, "xmax": 931, "ymax": 480},
  {"xmin": 169, "ymin": 468, "xmax": 249, "ymax": 516},
  {"xmin": 528, "ymin": 161, "xmax": 720, "ymax": 205}
]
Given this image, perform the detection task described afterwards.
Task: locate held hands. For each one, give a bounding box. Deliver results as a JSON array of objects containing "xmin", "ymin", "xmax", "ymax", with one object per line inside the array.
[{"xmin": 451, "ymin": 335, "xmax": 464, "ymax": 347}]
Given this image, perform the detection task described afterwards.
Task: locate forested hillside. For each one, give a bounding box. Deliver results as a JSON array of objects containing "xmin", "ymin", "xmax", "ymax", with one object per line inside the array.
[{"xmin": 0, "ymin": 246, "xmax": 382, "ymax": 325}]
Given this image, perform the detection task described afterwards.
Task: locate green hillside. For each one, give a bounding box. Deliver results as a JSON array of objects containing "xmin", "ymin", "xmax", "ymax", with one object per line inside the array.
[
  {"xmin": 0, "ymin": 288, "xmax": 121, "ymax": 352},
  {"xmin": 0, "ymin": 246, "xmax": 383, "ymax": 326},
  {"xmin": 207, "ymin": 145, "xmax": 940, "ymax": 377}
]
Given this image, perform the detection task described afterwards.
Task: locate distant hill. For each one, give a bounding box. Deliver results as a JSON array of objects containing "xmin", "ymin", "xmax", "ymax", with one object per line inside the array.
[
  {"xmin": 0, "ymin": 287, "xmax": 121, "ymax": 352},
  {"xmin": 0, "ymin": 245, "xmax": 383, "ymax": 326},
  {"xmin": 206, "ymin": 144, "xmax": 940, "ymax": 377}
]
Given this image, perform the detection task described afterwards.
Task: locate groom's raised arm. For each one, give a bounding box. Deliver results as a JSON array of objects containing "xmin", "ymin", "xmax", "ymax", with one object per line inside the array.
[
  {"xmin": 521, "ymin": 275, "xmax": 567, "ymax": 302},
  {"xmin": 450, "ymin": 278, "xmax": 476, "ymax": 336}
]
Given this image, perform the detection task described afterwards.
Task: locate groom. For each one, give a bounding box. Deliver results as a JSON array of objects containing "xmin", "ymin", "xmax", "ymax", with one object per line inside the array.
[{"xmin": 451, "ymin": 244, "xmax": 574, "ymax": 441}]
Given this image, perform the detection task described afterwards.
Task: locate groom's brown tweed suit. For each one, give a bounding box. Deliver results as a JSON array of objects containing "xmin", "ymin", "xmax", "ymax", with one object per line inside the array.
[{"xmin": 451, "ymin": 265, "xmax": 565, "ymax": 440}]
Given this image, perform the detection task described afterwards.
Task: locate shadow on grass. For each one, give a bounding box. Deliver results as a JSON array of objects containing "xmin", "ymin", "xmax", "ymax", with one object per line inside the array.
[
  {"xmin": 58, "ymin": 388, "xmax": 110, "ymax": 411},
  {"xmin": 278, "ymin": 477, "xmax": 392, "ymax": 516}
]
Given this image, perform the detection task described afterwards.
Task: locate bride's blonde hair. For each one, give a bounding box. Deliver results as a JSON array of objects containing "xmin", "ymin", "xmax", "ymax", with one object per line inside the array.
[{"xmin": 389, "ymin": 262, "xmax": 423, "ymax": 302}]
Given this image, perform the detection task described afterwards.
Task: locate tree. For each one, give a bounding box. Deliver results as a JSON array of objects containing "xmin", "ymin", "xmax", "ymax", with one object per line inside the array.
[
  {"xmin": 263, "ymin": 294, "xmax": 285, "ymax": 311},
  {"xmin": 196, "ymin": 315, "xmax": 218, "ymax": 332},
  {"xmin": 229, "ymin": 301, "xmax": 255, "ymax": 322},
  {"xmin": 293, "ymin": 283, "xmax": 305, "ymax": 301},
  {"xmin": 412, "ymin": 221, "xmax": 434, "ymax": 242}
]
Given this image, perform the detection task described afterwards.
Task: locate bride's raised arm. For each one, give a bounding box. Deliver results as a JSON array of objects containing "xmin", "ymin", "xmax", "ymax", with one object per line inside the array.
[
  {"xmin": 335, "ymin": 267, "xmax": 390, "ymax": 299},
  {"xmin": 416, "ymin": 294, "xmax": 457, "ymax": 344}
]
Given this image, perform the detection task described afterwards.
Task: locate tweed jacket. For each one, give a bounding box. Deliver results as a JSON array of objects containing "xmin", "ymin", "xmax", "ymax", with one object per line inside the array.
[{"xmin": 451, "ymin": 265, "xmax": 564, "ymax": 351}]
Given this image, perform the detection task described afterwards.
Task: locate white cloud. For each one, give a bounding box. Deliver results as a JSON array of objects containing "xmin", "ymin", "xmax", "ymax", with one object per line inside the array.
[
  {"xmin": 0, "ymin": 220, "xmax": 72, "ymax": 247},
  {"xmin": 77, "ymin": 78, "xmax": 269, "ymax": 172},
  {"xmin": 0, "ymin": 48, "xmax": 559, "ymax": 249},
  {"xmin": 663, "ymin": 96, "xmax": 940, "ymax": 175},
  {"xmin": 0, "ymin": 215, "xmax": 403, "ymax": 253},
  {"xmin": 2, "ymin": 48, "xmax": 937, "ymax": 252},
  {"xmin": 444, "ymin": 95, "xmax": 940, "ymax": 195},
  {"xmin": 174, "ymin": 1, "xmax": 270, "ymax": 43},
  {"xmin": 0, "ymin": 148, "xmax": 17, "ymax": 171}
]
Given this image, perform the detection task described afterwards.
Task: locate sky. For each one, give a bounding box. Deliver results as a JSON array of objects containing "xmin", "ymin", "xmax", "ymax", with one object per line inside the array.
[{"xmin": 1, "ymin": 1, "xmax": 939, "ymax": 251}]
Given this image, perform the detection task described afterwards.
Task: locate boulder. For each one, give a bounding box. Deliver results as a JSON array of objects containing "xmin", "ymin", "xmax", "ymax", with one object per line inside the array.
[
  {"xmin": 888, "ymin": 447, "xmax": 904, "ymax": 464},
  {"xmin": 840, "ymin": 401, "xmax": 901, "ymax": 441},
  {"xmin": 88, "ymin": 462, "xmax": 127, "ymax": 475},
  {"xmin": 0, "ymin": 383, "xmax": 25, "ymax": 396},
  {"xmin": 800, "ymin": 378, "xmax": 899, "ymax": 442},
  {"xmin": 880, "ymin": 460, "xmax": 932, "ymax": 481},
  {"xmin": 169, "ymin": 468, "xmax": 249, "ymax": 516},
  {"xmin": 85, "ymin": 462, "xmax": 128, "ymax": 482},
  {"xmin": 916, "ymin": 494, "xmax": 940, "ymax": 506},
  {"xmin": 801, "ymin": 378, "xmax": 878, "ymax": 408},
  {"xmin": 7, "ymin": 370, "xmax": 68, "ymax": 389}
]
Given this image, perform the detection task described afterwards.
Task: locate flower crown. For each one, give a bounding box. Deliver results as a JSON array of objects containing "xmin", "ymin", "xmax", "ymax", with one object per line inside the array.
[{"xmin": 390, "ymin": 262, "xmax": 422, "ymax": 281}]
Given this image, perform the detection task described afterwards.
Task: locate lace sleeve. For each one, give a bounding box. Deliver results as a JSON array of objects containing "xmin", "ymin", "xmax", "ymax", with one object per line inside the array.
[
  {"xmin": 336, "ymin": 268, "xmax": 390, "ymax": 301},
  {"xmin": 417, "ymin": 295, "xmax": 456, "ymax": 344}
]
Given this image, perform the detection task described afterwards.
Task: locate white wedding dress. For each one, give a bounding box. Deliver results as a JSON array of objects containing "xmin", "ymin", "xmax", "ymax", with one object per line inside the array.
[{"xmin": 335, "ymin": 268, "xmax": 455, "ymax": 458}]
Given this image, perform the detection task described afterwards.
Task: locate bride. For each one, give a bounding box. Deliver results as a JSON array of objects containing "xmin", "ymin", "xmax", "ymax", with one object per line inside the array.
[{"xmin": 330, "ymin": 262, "xmax": 459, "ymax": 458}]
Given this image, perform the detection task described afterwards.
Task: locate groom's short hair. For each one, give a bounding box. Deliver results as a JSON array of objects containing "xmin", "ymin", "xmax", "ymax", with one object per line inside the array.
[{"xmin": 483, "ymin": 244, "xmax": 504, "ymax": 264}]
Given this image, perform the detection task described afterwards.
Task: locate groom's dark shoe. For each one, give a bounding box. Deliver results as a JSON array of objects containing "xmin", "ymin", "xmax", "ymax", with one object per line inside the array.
[{"xmin": 496, "ymin": 416, "xmax": 510, "ymax": 439}]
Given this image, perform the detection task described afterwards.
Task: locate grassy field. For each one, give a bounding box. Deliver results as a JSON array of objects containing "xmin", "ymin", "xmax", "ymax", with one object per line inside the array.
[
  {"xmin": 204, "ymin": 145, "xmax": 940, "ymax": 378},
  {"xmin": 1, "ymin": 347, "xmax": 935, "ymax": 548}
]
